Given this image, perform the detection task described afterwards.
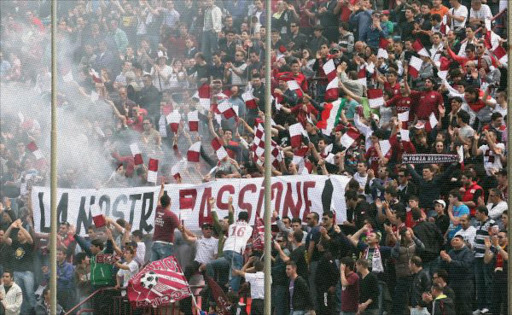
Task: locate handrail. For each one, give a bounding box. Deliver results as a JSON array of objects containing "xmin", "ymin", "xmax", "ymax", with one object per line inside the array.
[
  {"xmin": 65, "ymin": 285, "xmax": 205, "ymax": 315},
  {"xmin": 461, "ymin": 8, "xmax": 507, "ymax": 44}
]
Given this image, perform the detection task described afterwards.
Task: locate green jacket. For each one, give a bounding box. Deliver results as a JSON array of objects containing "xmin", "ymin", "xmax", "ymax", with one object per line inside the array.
[
  {"xmin": 75, "ymin": 234, "xmax": 115, "ymax": 287},
  {"xmin": 212, "ymin": 210, "xmax": 234, "ymax": 258}
]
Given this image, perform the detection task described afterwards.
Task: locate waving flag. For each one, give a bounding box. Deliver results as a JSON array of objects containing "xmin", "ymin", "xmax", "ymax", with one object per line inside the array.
[
  {"xmin": 251, "ymin": 212, "xmax": 265, "ymax": 251},
  {"xmin": 340, "ymin": 128, "xmax": 361, "ymax": 149},
  {"xmin": 357, "ymin": 67, "xmax": 367, "ymax": 86},
  {"xmin": 187, "ymin": 110, "xmax": 199, "ymax": 132},
  {"xmin": 171, "ymin": 159, "xmax": 188, "ymax": 181},
  {"xmin": 287, "ymin": 80, "xmax": 303, "ymax": 98},
  {"xmin": 317, "ymin": 98, "xmax": 344, "ymax": 135},
  {"xmin": 408, "ymin": 56, "xmax": 423, "ymax": 78},
  {"xmin": 198, "ymin": 84, "xmax": 211, "ymax": 110},
  {"xmin": 204, "ymin": 274, "xmax": 231, "ymax": 315},
  {"xmin": 413, "ymin": 39, "xmax": 429, "ymax": 57},
  {"xmin": 211, "ymin": 137, "xmax": 228, "ymax": 161},
  {"xmin": 130, "ymin": 143, "xmax": 143, "ymax": 165},
  {"xmin": 27, "ymin": 142, "xmax": 44, "ymax": 160},
  {"xmin": 218, "ymin": 101, "xmax": 237, "ymax": 119},
  {"xmin": 289, "ymin": 123, "xmax": 305, "ymax": 147},
  {"xmin": 127, "ymin": 256, "xmax": 192, "ymax": 308},
  {"xmin": 167, "ymin": 110, "xmax": 181, "ymax": 133},
  {"xmin": 187, "ymin": 142, "xmax": 201, "ymax": 162},
  {"xmin": 377, "ymin": 38, "xmax": 390, "ymax": 59},
  {"xmin": 367, "ymin": 89, "xmax": 384, "ymax": 108},
  {"xmin": 242, "ymin": 90, "xmax": 258, "ymax": 109},
  {"xmin": 322, "ymin": 59, "xmax": 337, "ymax": 81},
  {"xmin": 493, "ymin": 46, "xmax": 507, "ymax": 65},
  {"xmin": 324, "ymin": 77, "xmax": 339, "ymax": 102},
  {"xmin": 147, "ymin": 159, "xmax": 159, "ymax": 184}
]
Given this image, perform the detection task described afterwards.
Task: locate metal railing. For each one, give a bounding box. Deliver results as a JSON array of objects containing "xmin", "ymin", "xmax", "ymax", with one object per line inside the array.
[{"xmin": 65, "ymin": 285, "xmax": 205, "ymax": 315}]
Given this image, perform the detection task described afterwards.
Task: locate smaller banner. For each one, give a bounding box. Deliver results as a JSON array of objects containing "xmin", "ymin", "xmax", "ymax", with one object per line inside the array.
[
  {"xmin": 402, "ymin": 154, "xmax": 459, "ymax": 164},
  {"xmin": 127, "ymin": 256, "xmax": 192, "ymax": 308}
]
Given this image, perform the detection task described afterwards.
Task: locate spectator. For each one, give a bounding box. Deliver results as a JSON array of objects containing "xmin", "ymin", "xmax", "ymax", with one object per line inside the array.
[
  {"xmin": 355, "ymin": 258, "xmax": 379, "ymax": 315},
  {"xmin": 34, "ymin": 287, "xmax": 64, "ymax": 315},
  {"xmin": 340, "ymin": 256, "xmax": 359, "ymax": 315},
  {"xmin": 151, "ymin": 180, "xmax": 180, "ymax": 262},
  {"xmin": 0, "ymin": 270, "xmax": 23, "ymax": 315},
  {"xmin": 285, "ymin": 261, "xmax": 313, "ymax": 315}
]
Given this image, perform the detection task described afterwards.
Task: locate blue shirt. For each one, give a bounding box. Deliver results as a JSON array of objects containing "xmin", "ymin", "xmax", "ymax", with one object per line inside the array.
[{"xmin": 447, "ymin": 204, "xmax": 470, "ymax": 239}]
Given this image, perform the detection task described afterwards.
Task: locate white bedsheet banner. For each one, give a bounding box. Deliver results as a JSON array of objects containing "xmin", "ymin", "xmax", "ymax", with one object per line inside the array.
[{"xmin": 32, "ymin": 175, "xmax": 349, "ymax": 235}]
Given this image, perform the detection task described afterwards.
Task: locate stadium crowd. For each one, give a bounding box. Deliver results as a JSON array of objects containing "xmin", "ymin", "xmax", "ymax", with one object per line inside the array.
[{"xmin": 0, "ymin": 0, "xmax": 511, "ymax": 314}]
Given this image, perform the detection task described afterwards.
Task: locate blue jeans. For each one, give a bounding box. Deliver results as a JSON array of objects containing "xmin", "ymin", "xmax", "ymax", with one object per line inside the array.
[
  {"xmin": 272, "ymin": 285, "xmax": 288, "ymax": 315},
  {"xmin": 150, "ymin": 242, "xmax": 174, "ymax": 262},
  {"xmin": 14, "ymin": 270, "xmax": 36, "ymax": 313},
  {"xmin": 391, "ymin": 275, "xmax": 412, "ymax": 315},
  {"xmin": 206, "ymin": 250, "xmax": 243, "ymax": 292},
  {"xmin": 201, "ymin": 30, "xmax": 218, "ymax": 61},
  {"xmin": 475, "ymin": 257, "xmax": 493, "ymax": 310}
]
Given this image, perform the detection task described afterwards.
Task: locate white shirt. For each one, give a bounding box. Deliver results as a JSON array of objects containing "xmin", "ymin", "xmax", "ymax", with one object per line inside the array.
[
  {"xmin": 135, "ymin": 241, "xmax": 146, "ymax": 266},
  {"xmin": 469, "ymin": 5, "xmax": 492, "ymax": 24},
  {"xmin": 450, "ymin": 5, "xmax": 468, "ymax": 30},
  {"xmin": 487, "ymin": 200, "xmax": 508, "ymax": 220},
  {"xmin": 195, "ymin": 236, "xmax": 219, "ymax": 265},
  {"xmin": 223, "ymin": 221, "xmax": 253, "ymax": 253},
  {"xmin": 244, "ymin": 272, "xmax": 266, "ymax": 299},
  {"xmin": 454, "ymin": 226, "xmax": 477, "ymax": 248},
  {"xmin": 353, "ymin": 172, "xmax": 368, "ymax": 191},
  {"xmin": 479, "ymin": 143, "xmax": 505, "ymax": 176},
  {"xmin": 118, "ymin": 260, "xmax": 139, "ymax": 288}
]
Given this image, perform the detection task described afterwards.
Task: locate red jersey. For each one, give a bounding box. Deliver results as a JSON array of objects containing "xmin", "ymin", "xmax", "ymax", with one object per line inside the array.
[
  {"xmin": 152, "ymin": 205, "xmax": 180, "ymax": 243},
  {"xmin": 365, "ymin": 145, "xmax": 392, "ymax": 173},
  {"xmin": 384, "ymin": 82, "xmax": 400, "ymax": 96},
  {"xmin": 461, "ymin": 182, "xmax": 483, "ymax": 217},
  {"xmin": 385, "ymin": 95, "xmax": 413, "ymax": 114},
  {"xmin": 410, "ymin": 90, "xmax": 442, "ymax": 120}
]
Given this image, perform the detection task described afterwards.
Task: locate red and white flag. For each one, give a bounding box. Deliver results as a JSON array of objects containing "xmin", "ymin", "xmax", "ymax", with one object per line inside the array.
[
  {"xmin": 340, "ymin": 128, "xmax": 360, "ymax": 149},
  {"xmin": 187, "ymin": 110, "xmax": 199, "ymax": 132},
  {"xmin": 322, "ymin": 59, "xmax": 337, "ymax": 81},
  {"xmin": 187, "ymin": 141, "xmax": 201, "ymax": 162},
  {"xmin": 251, "ymin": 212, "xmax": 265, "ymax": 251},
  {"xmin": 127, "ymin": 256, "xmax": 192, "ymax": 308},
  {"xmin": 218, "ymin": 101, "xmax": 237, "ymax": 119},
  {"xmin": 408, "ymin": 56, "xmax": 423, "ymax": 78},
  {"xmin": 367, "ymin": 89, "xmax": 384, "ymax": 108},
  {"xmin": 147, "ymin": 158, "xmax": 159, "ymax": 184},
  {"xmin": 357, "ymin": 67, "xmax": 367, "ymax": 86},
  {"xmin": 26, "ymin": 142, "xmax": 44, "ymax": 160},
  {"xmin": 413, "ymin": 39, "xmax": 430, "ymax": 57},
  {"xmin": 198, "ymin": 83, "xmax": 211, "ymax": 109},
  {"xmin": 242, "ymin": 90, "xmax": 258, "ymax": 110},
  {"xmin": 324, "ymin": 77, "xmax": 339, "ymax": 101},
  {"xmin": 377, "ymin": 38, "xmax": 389, "ymax": 59},
  {"xmin": 493, "ymin": 46, "xmax": 507, "ymax": 65},
  {"xmin": 171, "ymin": 159, "xmax": 188, "ymax": 181},
  {"xmin": 289, "ymin": 123, "xmax": 305, "ymax": 147},
  {"xmin": 287, "ymin": 80, "xmax": 303, "ymax": 98},
  {"xmin": 211, "ymin": 137, "xmax": 228, "ymax": 161},
  {"xmin": 436, "ymin": 57, "xmax": 451, "ymax": 80},
  {"xmin": 89, "ymin": 68, "xmax": 102, "ymax": 83},
  {"xmin": 166, "ymin": 110, "xmax": 181, "ymax": 133},
  {"xmin": 426, "ymin": 112, "xmax": 438, "ymax": 131},
  {"xmin": 440, "ymin": 15, "xmax": 450, "ymax": 35},
  {"xmin": 130, "ymin": 143, "xmax": 143, "ymax": 165}
]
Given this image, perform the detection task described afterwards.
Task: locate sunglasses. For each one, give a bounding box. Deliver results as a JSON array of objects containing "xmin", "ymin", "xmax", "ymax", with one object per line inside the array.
[{"xmin": 202, "ymin": 226, "xmax": 213, "ymax": 230}]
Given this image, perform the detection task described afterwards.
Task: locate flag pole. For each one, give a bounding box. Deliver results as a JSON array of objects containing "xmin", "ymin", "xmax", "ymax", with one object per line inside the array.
[
  {"xmin": 263, "ymin": 0, "xmax": 273, "ymax": 314},
  {"xmin": 507, "ymin": 4, "xmax": 512, "ymax": 313},
  {"xmin": 50, "ymin": 0, "xmax": 59, "ymax": 314}
]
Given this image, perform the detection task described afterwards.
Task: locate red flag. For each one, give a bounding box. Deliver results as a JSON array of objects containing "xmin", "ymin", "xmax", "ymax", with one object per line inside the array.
[
  {"xmin": 127, "ymin": 256, "xmax": 192, "ymax": 308},
  {"xmin": 26, "ymin": 141, "xmax": 44, "ymax": 160},
  {"xmin": 187, "ymin": 110, "xmax": 199, "ymax": 132},
  {"xmin": 252, "ymin": 213, "xmax": 265, "ymax": 251},
  {"xmin": 91, "ymin": 205, "xmax": 106, "ymax": 228},
  {"xmin": 187, "ymin": 142, "xmax": 201, "ymax": 162},
  {"xmin": 377, "ymin": 38, "xmax": 389, "ymax": 59},
  {"xmin": 167, "ymin": 110, "xmax": 181, "ymax": 133},
  {"xmin": 198, "ymin": 83, "xmax": 211, "ymax": 109},
  {"xmin": 171, "ymin": 159, "xmax": 187, "ymax": 182},
  {"xmin": 367, "ymin": 89, "xmax": 384, "ymax": 108},
  {"xmin": 493, "ymin": 46, "xmax": 507, "ymax": 64},
  {"xmin": 357, "ymin": 67, "xmax": 367, "ymax": 86},
  {"xmin": 204, "ymin": 274, "xmax": 231, "ymax": 315}
]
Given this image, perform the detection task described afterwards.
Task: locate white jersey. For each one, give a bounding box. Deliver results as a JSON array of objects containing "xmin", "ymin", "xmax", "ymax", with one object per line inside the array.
[
  {"xmin": 195, "ymin": 236, "xmax": 219, "ymax": 265},
  {"xmin": 223, "ymin": 221, "xmax": 253, "ymax": 254},
  {"xmin": 479, "ymin": 143, "xmax": 505, "ymax": 176}
]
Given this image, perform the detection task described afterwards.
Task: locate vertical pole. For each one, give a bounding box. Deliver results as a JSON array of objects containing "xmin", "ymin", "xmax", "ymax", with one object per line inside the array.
[
  {"xmin": 263, "ymin": 0, "xmax": 272, "ymax": 314},
  {"xmin": 50, "ymin": 0, "xmax": 58, "ymax": 314},
  {"xmin": 507, "ymin": 5, "xmax": 512, "ymax": 315}
]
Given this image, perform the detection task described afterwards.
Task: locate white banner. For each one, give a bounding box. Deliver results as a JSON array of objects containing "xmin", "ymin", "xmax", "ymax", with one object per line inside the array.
[{"xmin": 32, "ymin": 175, "xmax": 350, "ymax": 235}]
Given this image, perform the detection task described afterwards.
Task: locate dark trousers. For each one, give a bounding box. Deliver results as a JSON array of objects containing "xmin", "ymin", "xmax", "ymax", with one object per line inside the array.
[
  {"xmin": 491, "ymin": 271, "xmax": 507, "ymax": 315},
  {"xmin": 452, "ymin": 281, "xmax": 474, "ymax": 315},
  {"xmin": 57, "ymin": 288, "xmax": 76, "ymax": 312},
  {"xmin": 181, "ymin": 261, "xmax": 202, "ymax": 315},
  {"xmin": 475, "ymin": 258, "xmax": 493, "ymax": 310},
  {"xmin": 251, "ymin": 299, "xmax": 264, "ymax": 315},
  {"xmin": 391, "ymin": 275, "xmax": 412, "ymax": 315},
  {"xmin": 316, "ymin": 287, "xmax": 336, "ymax": 315},
  {"xmin": 91, "ymin": 285, "xmax": 117, "ymax": 315}
]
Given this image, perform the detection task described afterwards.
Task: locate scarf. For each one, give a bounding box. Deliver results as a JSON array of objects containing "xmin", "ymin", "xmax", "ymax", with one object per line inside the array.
[{"xmin": 363, "ymin": 246, "xmax": 384, "ymax": 273}]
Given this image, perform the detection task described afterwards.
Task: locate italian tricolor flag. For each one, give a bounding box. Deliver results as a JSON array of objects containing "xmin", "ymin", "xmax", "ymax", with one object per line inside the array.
[{"xmin": 317, "ymin": 99, "xmax": 346, "ymax": 135}]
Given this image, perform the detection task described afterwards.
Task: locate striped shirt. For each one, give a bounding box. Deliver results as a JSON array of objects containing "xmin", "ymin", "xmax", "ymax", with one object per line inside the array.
[{"xmin": 474, "ymin": 217, "xmax": 498, "ymax": 258}]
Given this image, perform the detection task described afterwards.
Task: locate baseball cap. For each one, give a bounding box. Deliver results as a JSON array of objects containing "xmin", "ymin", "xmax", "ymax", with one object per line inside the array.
[{"xmin": 434, "ymin": 200, "xmax": 446, "ymax": 208}]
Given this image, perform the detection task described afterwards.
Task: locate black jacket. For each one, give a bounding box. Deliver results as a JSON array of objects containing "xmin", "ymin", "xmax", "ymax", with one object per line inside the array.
[
  {"xmin": 441, "ymin": 246, "xmax": 475, "ymax": 285},
  {"xmin": 286, "ymin": 275, "xmax": 313, "ymax": 311},
  {"xmin": 413, "ymin": 221, "xmax": 444, "ymax": 263},
  {"xmin": 427, "ymin": 295, "xmax": 456, "ymax": 315}
]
